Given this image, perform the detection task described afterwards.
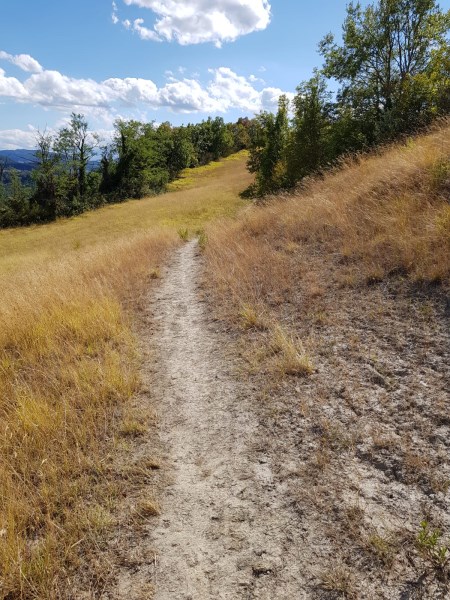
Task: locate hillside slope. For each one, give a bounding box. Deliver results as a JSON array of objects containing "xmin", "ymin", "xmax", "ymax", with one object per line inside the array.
[
  {"xmin": 205, "ymin": 123, "xmax": 450, "ymax": 598},
  {"xmin": 0, "ymin": 152, "xmax": 251, "ymax": 275}
]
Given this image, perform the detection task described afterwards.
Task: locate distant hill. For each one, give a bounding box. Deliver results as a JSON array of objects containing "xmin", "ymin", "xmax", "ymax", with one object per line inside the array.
[
  {"xmin": 0, "ymin": 149, "xmax": 36, "ymax": 172},
  {"xmin": 0, "ymin": 149, "xmax": 100, "ymax": 177}
]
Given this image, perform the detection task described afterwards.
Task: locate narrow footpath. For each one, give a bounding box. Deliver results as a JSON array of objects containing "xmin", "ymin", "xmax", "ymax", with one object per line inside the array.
[{"xmin": 146, "ymin": 240, "xmax": 305, "ymax": 599}]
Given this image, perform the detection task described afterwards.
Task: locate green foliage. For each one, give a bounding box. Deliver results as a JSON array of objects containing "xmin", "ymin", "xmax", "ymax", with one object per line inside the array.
[
  {"xmin": 287, "ymin": 72, "xmax": 333, "ymax": 185},
  {"xmin": 196, "ymin": 228, "xmax": 208, "ymax": 250},
  {"xmin": 104, "ymin": 116, "xmax": 251, "ymax": 203},
  {"xmin": 32, "ymin": 131, "xmax": 59, "ymax": 220},
  {"xmin": 178, "ymin": 227, "xmax": 189, "ymax": 241},
  {"xmin": 320, "ymin": 0, "xmax": 450, "ymax": 137},
  {"xmin": 417, "ymin": 521, "xmax": 449, "ymax": 569},
  {"xmin": 0, "ymin": 113, "xmax": 251, "ymax": 229},
  {"xmin": 247, "ymin": 0, "xmax": 450, "ymax": 197},
  {"xmin": 0, "ymin": 170, "xmax": 38, "ymax": 227},
  {"xmin": 247, "ymin": 95, "xmax": 290, "ymax": 196}
]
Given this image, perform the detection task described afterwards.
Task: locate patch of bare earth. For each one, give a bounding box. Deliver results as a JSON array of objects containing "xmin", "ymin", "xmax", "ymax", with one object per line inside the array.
[{"xmin": 206, "ymin": 251, "xmax": 450, "ymax": 599}]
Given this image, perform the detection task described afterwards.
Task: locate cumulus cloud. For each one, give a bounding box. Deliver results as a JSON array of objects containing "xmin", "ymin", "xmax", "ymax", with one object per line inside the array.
[
  {"xmin": 118, "ymin": 0, "xmax": 271, "ymax": 46},
  {"xmin": 208, "ymin": 67, "xmax": 260, "ymax": 112},
  {"xmin": 0, "ymin": 127, "xmax": 38, "ymax": 150},
  {"xmin": 0, "ymin": 50, "xmax": 292, "ymax": 116},
  {"xmin": 132, "ymin": 18, "xmax": 161, "ymax": 41},
  {"xmin": 0, "ymin": 51, "xmax": 43, "ymax": 73}
]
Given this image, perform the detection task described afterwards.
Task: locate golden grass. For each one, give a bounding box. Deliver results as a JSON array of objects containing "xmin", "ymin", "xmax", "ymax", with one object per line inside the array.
[
  {"xmin": 0, "ymin": 232, "xmax": 176, "ymax": 599},
  {"xmin": 0, "ymin": 153, "xmax": 251, "ymax": 599},
  {"xmin": 166, "ymin": 151, "xmax": 248, "ymax": 192},
  {"xmin": 205, "ymin": 122, "xmax": 450, "ymax": 345},
  {"xmin": 137, "ymin": 498, "xmax": 161, "ymax": 518},
  {"xmin": 269, "ymin": 325, "xmax": 314, "ymax": 376}
]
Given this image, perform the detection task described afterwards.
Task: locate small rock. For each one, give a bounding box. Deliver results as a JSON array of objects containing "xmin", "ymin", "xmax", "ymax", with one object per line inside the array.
[{"xmin": 252, "ymin": 561, "xmax": 273, "ymax": 576}]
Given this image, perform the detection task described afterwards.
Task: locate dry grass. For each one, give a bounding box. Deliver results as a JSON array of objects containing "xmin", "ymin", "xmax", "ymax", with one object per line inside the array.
[
  {"xmin": 136, "ymin": 499, "xmax": 161, "ymax": 518},
  {"xmin": 0, "ymin": 231, "xmax": 176, "ymax": 599},
  {"xmin": 269, "ymin": 325, "xmax": 314, "ymax": 376},
  {"xmin": 0, "ymin": 153, "xmax": 250, "ymax": 599},
  {"xmin": 0, "ymin": 151, "xmax": 252, "ymax": 276},
  {"xmin": 206, "ymin": 122, "xmax": 450, "ymax": 329}
]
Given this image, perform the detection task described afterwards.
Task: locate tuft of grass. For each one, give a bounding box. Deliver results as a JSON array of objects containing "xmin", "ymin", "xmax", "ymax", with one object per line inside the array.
[
  {"xmin": 416, "ymin": 521, "xmax": 449, "ymax": 570},
  {"xmin": 119, "ymin": 420, "xmax": 149, "ymax": 438},
  {"xmin": 319, "ymin": 564, "xmax": 356, "ymax": 598},
  {"xmin": 196, "ymin": 228, "xmax": 208, "ymax": 251},
  {"xmin": 367, "ymin": 532, "xmax": 399, "ymax": 567},
  {"xmin": 270, "ymin": 326, "xmax": 314, "ymax": 376},
  {"xmin": 178, "ymin": 227, "xmax": 189, "ymax": 241},
  {"xmin": 239, "ymin": 303, "xmax": 269, "ymax": 330},
  {"xmin": 137, "ymin": 498, "xmax": 161, "ymax": 518}
]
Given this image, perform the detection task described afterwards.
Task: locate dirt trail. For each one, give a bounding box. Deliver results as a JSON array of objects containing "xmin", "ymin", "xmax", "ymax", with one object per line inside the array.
[{"xmin": 146, "ymin": 240, "xmax": 306, "ymax": 599}]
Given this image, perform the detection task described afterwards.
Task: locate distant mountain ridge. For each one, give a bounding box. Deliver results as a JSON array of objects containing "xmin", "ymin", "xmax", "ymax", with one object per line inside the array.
[
  {"xmin": 0, "ymin": 149, "xmax": 37, "ymax": 172},
  {"xmin": 0, "ymin": 149, "xmax": 100, "ymax": 174}
]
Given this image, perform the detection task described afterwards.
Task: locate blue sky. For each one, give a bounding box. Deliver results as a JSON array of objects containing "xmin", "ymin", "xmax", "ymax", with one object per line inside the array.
[{"xmin": 0, "ymin": 0, "xmax": 448, "ymax": 149}]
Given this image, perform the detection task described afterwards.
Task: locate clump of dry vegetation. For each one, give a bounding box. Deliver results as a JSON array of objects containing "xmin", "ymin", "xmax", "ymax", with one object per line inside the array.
[
  {"xmin": 205, "ymin": 123, "xmax": 450, "ymax": 597},
  {"xmin": 207, "ymin": 122, "xmax": 450, "ymax": 317}
]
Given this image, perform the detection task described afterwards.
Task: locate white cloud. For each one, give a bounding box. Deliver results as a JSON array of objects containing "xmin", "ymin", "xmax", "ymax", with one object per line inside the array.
[
  {"xmin": 260, "ymin": 87, "xmax": 295, "ymax": 110},
  {"xmin": 0, "ymin": 127, "xmax": 38, "ymax": 150},
  {"xmin": 119, "ymin": 0, "xmax": 271, "ymax": 46},
  {"xmin": 0, "ymin": 71, "xmax": 27, "ymax": 100},
  {"xmin": 132, "ymin": 18, "xmax": 161, "ymax": 41},
  {"xmin": 208, "ymin": 67, "xmax": 260, "ymax": 112},
  {"xmin": 112, "ymin": 1, "xmax": 119, "ymax": 24},
  {"xmin": 104, "ymin": 76, "xmax": 159, "ymax": 104},
  {"xmin": 0, "ymin": 51, "xmax": 43, "ymax": 74},
  {"xmin": 159, "ymin": 78, "xmax": 223, "ymax": 112},
  {"xmin": 249, "ymin": 74, "xmax": 265, "ymax": 84},
  {"xmin": 0, "ymin": 50, "xmax": 291, "ymax": 116}
]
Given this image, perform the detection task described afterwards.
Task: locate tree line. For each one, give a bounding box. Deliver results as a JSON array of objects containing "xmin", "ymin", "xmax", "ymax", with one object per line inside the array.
[
  {"xmin": 0, "ymin": 114, "xmax": 251, "ymax": 228},
  {"xmin": 247, "ymin": 0, "xmax": 450, "ymax": 196}
]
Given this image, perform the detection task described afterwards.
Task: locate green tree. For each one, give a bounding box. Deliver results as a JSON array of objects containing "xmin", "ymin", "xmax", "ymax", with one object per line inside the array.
[
  {"xmin": 168, "ymin": 127, "xmax": 196, "ymax": 178},
  {"xmin": 0, "ymin": 169, "xmax": 34, "ymax": 227},
  {"xmin": 54, "ymin": 113, "xmax": 99, "ymax": 203},
  {"xmin": 32, "ymin": 131, "xmax": 60, "ymax": 220},
  {"xmin": 211, "ymin": 117, "xmax": 234, "ymax": 160},
  {"xmin": 320, "ymin": 0, "xmax": 450, "ymax": 136},
  {"xmin": 113, "ymin": 119, "xmax": 169, "ymax": 199},
  {"xmin": 247, "ymin": 95, "xmax": 290, "ymax": 195},
  {"xmin": 231, "ymin": 117, "xmax": 251, "ymax": 150},
  {"xmin": 287, "ymin": 72, "xmax": 333, "ymax": 185}
]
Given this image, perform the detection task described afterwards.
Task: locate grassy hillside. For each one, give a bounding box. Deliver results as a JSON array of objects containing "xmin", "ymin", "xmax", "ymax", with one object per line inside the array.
[
  {"xmin": 0, "ymin": 152, "xmax": 250, "ymax": 276},
  {"xmin": 204, "ymin": 123, "xmax": 450, "ymax": 597},
  {"xmin": 0, "ymin": 152, "xmax": 252, "ymax": 599}
]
